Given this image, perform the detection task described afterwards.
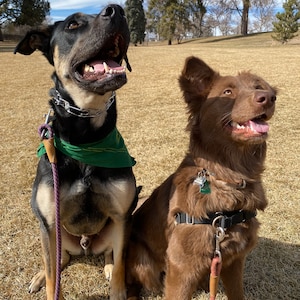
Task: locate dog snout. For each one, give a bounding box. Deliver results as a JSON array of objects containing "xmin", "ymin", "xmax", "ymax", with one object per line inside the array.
[
  {"xmin": 100, "ymin": 4, "xmax": 125, "ymax": 19},
  {"xmin": 254, "ymin": 91, "xmax": 276, "ymax": 107}
]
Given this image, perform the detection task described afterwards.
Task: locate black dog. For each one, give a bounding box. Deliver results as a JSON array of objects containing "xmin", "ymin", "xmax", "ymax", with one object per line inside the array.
[{"xmin": 15, "ymin": 4, "xmax": 137, "ymax": 299}]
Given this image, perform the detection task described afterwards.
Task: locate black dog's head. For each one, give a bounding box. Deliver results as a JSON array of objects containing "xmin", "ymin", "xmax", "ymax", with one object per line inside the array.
[{"xmin": 15, "ymin": 4, "xmax": 131, "ymax": 100}]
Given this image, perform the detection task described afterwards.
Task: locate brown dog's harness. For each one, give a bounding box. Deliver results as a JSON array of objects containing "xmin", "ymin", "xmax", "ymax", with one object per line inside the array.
[
  {"xmin": 175, "ymin": 210, "xmax": 256, "ymax": 299},
  {"xmin": 174, "ymin": 168, "xmax": 257, "ymax": 300}
]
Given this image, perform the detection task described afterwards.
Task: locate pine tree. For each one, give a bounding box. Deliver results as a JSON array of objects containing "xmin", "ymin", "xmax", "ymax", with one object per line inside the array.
[
  {"xmin": 125, "ymin": 0, "xmax": 146, "ymax": 46},
  {"xmin": 147, "ymin": 0, "xmax": 190, "ymax": 45},
  {"xmin": 272, "ymin": 0, "xmax": 300, "ymax": 44}
]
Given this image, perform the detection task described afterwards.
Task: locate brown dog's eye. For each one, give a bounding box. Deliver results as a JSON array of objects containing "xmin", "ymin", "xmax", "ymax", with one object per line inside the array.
[
  {"xmin": 224, "ymin": 89, "xmax": 232, "ymax": 95},
  {"xmin": 67, "ymin": 21, "xmax": 80, "ymax": 30}
]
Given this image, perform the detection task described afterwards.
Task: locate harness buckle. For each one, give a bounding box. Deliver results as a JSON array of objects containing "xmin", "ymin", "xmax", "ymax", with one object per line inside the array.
[
  {"xmin": 186, "ymin": 214, "xmax": 195, "ymax": 225},
  {"xmin": 212, "ymin": 214, "xmax": 226, "ymax": 229}
]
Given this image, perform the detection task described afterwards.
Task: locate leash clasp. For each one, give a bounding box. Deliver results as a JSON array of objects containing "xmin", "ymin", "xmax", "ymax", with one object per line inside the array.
[
  {"xmin": 38, "ymin": 110, "xmax": 56, "ymax": 164},
  {"xmin": 40, "ymin": 109, "xmax": 54, "ymax": 139},
  {"xmin": 212, "ymin": 215, "xmax": 225, "ymax": 262},
  {"xmin": 209, "ymin": 217, "xmax": 225, "ymax": 300}
]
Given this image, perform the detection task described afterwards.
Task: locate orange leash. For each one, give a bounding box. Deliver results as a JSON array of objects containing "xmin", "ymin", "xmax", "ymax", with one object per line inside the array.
[{"xmin": 209, "ymin": 254, "xmax": 222, "ymax": 300}]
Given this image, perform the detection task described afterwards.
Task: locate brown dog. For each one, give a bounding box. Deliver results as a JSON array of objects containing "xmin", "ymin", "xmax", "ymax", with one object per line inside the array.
[{"xmin": 126, "ymin": 56, "xmax": 276, "ymax": 300}]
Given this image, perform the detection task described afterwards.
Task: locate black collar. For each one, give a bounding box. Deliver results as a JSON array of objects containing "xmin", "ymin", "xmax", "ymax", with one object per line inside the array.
[{"xmin": 175, "ymin": 210, "xmax": 257, "ymax": 229}]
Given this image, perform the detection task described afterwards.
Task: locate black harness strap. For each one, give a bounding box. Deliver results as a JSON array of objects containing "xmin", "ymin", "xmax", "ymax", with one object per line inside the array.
[{"xmin": 175, "ymin": 210, "xmax": 257, "ymax": 229}]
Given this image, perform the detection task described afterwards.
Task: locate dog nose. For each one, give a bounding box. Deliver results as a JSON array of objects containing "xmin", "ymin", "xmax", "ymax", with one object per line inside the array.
[
  {"xmin": 100, "ymin": 4, "xmax": 125, "ymax": 18},
  {"xmin": 254, "ymin": 91, "xmax": 276, "ymax": 106}
]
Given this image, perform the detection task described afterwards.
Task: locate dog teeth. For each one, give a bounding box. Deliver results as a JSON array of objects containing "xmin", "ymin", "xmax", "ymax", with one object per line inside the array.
[
  {"xmin": 231, "ymin": 121, "xmax": 245, "ymax": 129},
  {"xmin": 103, "ymin": 62, "xmax": 109, "ymax": 73},
  {"xmin": 105, "ymin": 66, "xmax": 126, "ymax": 75},
  {"xmin": 84, "ymin": 64, "xmax": 94, "ymax": 73}
]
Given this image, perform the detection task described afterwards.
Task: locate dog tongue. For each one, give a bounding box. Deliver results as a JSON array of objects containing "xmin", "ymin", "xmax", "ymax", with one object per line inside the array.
[
  {"xmin": 248, "ymin": 120, "xmax": 269, "ymax": 133},
  {"xmin": 90, "ymin": 60, "xmax": 123, "ymax": 73}
]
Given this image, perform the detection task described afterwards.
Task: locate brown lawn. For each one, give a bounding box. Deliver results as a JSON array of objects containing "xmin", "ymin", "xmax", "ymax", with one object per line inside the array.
[{"xmin": 0, "ymin": 34, "xmax": 299, "ymax": 299}]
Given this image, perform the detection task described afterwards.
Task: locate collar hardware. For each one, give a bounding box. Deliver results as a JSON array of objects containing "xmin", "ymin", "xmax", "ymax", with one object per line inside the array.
[
  {"xmin": 175, "ymin": 210, "xmax": 257, "ymax": 229},
  {"xmin": 53, "ymin": 90, "xmax": 115, "ymax": 118}
]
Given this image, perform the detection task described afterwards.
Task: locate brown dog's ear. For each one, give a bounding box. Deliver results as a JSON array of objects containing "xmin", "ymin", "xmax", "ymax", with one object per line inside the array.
[
  {"xmin": 179, "ymin": 56, "xmax": 217, "ymax": 104},
  {"xmin": 14, "ymin": 26, "xmax": 54, "ymax": 64}
]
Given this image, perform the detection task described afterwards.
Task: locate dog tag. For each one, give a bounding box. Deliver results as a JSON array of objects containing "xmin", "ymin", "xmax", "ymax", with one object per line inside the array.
[
  {"xmin": 193, "ymin": 171, "xmax": 211, "ymax": 194},
  {"xmin": 194, "ymin": 175, "xmax": 206, "ymax": 186},
  {"xmin": 200, "ymin": 180, "xmax": 211, "ymax": 194}
]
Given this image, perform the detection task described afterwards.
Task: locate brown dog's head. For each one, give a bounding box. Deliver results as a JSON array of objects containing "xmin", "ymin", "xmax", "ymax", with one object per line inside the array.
[
  {"xmin": 179, "ymin": 56, "xmax": 276, "ymax": 147},
  {"xmin": 14, "ymin": 4, "xmax": 131, "ymax": 99}
]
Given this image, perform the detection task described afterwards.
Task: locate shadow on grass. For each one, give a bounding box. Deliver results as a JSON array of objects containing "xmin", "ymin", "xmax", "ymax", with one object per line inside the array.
[
  {"xmin": 66, "ymin": 237, "xmax": 299, "ymax": 299},
  {"xmin": 243, "ymin": 237, "xmax": 299, "ymax": 300}
]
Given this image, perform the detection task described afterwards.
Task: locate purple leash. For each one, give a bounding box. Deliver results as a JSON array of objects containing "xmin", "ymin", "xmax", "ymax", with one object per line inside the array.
[{"xmin": 38, "ymin": 123, "xmax": 62, "ymax": 300}]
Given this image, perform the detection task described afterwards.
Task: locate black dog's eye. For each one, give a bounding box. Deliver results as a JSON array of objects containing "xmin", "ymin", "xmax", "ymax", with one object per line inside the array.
[
  {"xmin": 67, "ymin": 21, "xmax": 80, "ymax": 30},
  {"xmin": 224, "ymin": 89, "xmax": 232, "ymax": 95}
]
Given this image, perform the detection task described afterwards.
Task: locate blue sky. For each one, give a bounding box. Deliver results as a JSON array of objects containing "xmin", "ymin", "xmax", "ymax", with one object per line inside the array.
[
  {"xmin": 49, "ymin": 0, "xmax": 126, "ymax": 22},
  {"xmin": 49, "ymin": 0, "xmax": 285, "ymax": 23}
]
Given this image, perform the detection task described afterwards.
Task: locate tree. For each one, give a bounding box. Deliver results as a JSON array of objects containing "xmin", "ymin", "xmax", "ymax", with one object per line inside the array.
[
  {"xmin": 0, "ymin": 0, "xmax": 11, "ymax": 40},
  {"xmin": 213, "ymin": 0, "xmax": 251, "ymax": 35},
  {"xmin": 147, "ymin": 0, "xmax": 190, "ymax": 44},
  {"xmin": 15, "ymin": 0, "xmax": 50, "ymax": 26},
  {"xmin": 125, "ymin": 0, "xmax": 146, "ymax": 46},
  {"xmin": 0, "ymin": 0, "xmax": 50, "ymax": 26},
  {"xmin": 208, "ymin": 0, "xmax": 235, "ymax": 35},
  {"xmin": 272, "ymin": 0, "xmax": 300, "ymax": 44},
  {"xmin": 187, "ymin": 0, "xmax": 207, "ymax": 37},
  {"xmin": 251, "ymin": 0, "xmax": 277, "ymax": 32}
]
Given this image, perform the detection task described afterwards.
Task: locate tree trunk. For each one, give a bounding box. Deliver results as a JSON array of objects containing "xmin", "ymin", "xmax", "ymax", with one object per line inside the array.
[
  {"xmin": 0, "ymin": 28, "xmax": 3, "ymax": 41},
  {"xmin": 241, "ymin": 0, "xmax": 250, "ymax": 36}
]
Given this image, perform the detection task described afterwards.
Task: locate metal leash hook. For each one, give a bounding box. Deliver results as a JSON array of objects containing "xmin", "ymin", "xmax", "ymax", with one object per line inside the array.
[
  {"xmin": 38, "ymin": 120, "xmax": 61, "ymax": 300},
  {"xmin": 209, "ymin": 217, "xmax": 225, "ymax": 300}
]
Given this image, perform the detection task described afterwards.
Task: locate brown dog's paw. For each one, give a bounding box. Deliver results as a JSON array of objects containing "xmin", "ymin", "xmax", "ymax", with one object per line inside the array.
[{"xmin": 28, "ymin": 270, "xmax": 45, "ymax": 293}]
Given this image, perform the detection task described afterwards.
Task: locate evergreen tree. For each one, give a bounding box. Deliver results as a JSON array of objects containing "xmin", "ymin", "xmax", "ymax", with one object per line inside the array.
[
  {"xmin": 125, "ymin": 0, "xmax": 146, "ymax": 46},
  {"xmin": 0, "ymin": 0, "xmax": 50, "ymax": 26},
  {"xmin": 272, "ymin": 0, "xmax": 300, "ymax": 44},
  {"xmin": 147, "ymin": 0, "xmax": 190, "ymax": 45},
  {"xmin": 15, "ymin": 0, "xmax": 50, "ymax": 26}
]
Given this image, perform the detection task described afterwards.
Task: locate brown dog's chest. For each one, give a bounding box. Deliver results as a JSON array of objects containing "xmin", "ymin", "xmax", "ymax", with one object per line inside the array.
[{"xmin": 166, "ymin": 164, "xmax": 264, "ymax": 264}]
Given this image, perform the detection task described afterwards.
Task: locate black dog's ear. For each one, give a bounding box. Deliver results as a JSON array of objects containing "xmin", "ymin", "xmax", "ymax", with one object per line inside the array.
[
  {"xmin": 14, "ymin": 26, "xmax": 54, "ymax": 63},
  {"xmin": 124, "ymin": 54, "xmax": 132, "ymax": 72}
]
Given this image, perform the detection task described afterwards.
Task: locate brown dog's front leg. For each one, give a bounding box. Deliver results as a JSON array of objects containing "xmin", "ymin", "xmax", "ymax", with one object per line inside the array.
[{"xmin": 221, "ymin": 256, "xmax": 245, "ymax": 300}]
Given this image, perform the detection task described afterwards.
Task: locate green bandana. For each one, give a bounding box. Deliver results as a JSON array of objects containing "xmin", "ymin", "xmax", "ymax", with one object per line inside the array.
[{"xmin": 37, "ymin": 127, "xmax": 136, "ymax": 168}]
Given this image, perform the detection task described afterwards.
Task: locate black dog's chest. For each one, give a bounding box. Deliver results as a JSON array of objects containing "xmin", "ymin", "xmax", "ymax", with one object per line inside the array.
[
  {"xmin": 57, "ymin": 162, "xmax": 124, "ymax": 236},
  {"xmin": 34, "ymin": 155, "xmax": 135, "ymax": 236},
  {"xmin": 60, "ymin": 177, "xmax": 112, "ymax": 236}
]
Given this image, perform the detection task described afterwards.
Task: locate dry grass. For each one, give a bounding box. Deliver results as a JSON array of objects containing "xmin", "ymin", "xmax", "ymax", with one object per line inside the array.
[{"xmin": 0, "ymin": 33, "xmax": 299, "ymax": 299}]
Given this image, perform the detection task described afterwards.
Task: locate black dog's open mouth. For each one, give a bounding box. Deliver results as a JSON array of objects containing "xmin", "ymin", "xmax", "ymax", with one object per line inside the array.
[
  {"xmin": 76, "ymin": 35, "xmax": 126, "ymax": 82},
  {"xmin": 80, "ymin": 59, "xmax": 126, "ymax": 81},
  {"xmin": 70, "ymin": 33, "xmax": 130, "ymax": 95}
]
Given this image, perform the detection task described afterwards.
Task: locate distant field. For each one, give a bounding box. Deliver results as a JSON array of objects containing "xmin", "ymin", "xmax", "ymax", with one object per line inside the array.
[{"xmin": 0, "ymin": 34, "xmax": 299, "ymax": 299}]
